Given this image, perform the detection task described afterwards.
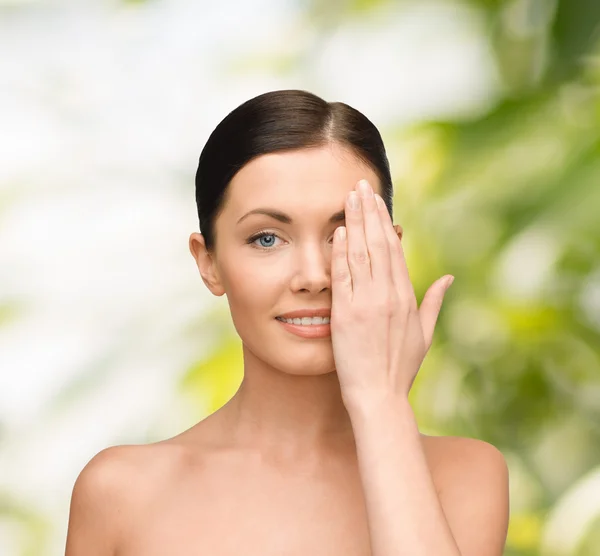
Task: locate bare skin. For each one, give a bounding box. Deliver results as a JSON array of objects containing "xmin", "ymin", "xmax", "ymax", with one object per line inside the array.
[
  {"xmin": 67, "ymin": 404, "xmax": 456, "ymax": 556},
  {"xmin": 65, "ymin": 143, "xmax": 508, "ymax": 555},
  {"xmin": 117, "ymin": 412, "xmax": 374, "ymax": 555}
]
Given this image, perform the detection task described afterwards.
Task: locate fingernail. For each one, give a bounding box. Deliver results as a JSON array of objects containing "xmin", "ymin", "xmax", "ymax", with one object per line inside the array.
[
  {"xmin": 445, "ymin": 276, "xmax": 455, "ymax": 289},
  {"xmin": 358, "ymin": 179, "xmax": 373, "ymax": 197},
  {"xmin": 374, "ymin": 193, "xmax": 385, "ymax": 210}
]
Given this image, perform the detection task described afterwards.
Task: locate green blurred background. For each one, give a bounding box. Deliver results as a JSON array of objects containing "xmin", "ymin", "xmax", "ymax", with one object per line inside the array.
[{"xmin": 0, "ymin": 0, "xmax": 599, "ymax": 554}]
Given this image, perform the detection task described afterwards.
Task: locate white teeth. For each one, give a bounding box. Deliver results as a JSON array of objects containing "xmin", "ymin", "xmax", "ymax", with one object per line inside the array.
[{"xmin": 277, "ymin": 316, "xmax": 330, "ymax": 325}]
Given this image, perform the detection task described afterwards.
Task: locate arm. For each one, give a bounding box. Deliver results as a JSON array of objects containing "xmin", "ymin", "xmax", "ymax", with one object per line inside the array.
[
  {"xmin": 347, "ymin": 395, "xmax": 510, "ymax": 556},
  {"xmin": 65, "ymin": 447, "xmax": 129, "ymax": 556}
]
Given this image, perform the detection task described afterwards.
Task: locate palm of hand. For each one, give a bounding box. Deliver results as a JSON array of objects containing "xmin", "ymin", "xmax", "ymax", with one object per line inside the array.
[{"xmin": 330, "ymin": 180, "xmax": 453, "ymax": 407}]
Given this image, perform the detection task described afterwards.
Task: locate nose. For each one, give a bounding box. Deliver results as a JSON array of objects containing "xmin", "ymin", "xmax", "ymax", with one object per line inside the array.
[{"xmin": 289, "ymin": 241, "xmax": 332, "ymax": 294}]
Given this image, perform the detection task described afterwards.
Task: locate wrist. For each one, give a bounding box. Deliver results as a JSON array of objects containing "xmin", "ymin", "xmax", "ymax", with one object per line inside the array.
[{"xmin": 343, "ymin": 389, "xmax": 415, "ymax": 423}]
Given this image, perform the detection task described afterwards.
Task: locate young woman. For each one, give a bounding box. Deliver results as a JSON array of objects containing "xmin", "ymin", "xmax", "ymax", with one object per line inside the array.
[{"xmin": 65, "ymin": 89, "xmax": 510, "ymax": 556}]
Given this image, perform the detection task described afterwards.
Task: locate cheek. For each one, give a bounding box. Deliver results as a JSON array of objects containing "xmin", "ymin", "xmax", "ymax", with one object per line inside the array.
[
  {"xmin": 220, "ymin": 257, "xmax": 337, "ymax": 375},
  {"xmin": 222, "ymin": 261, "xmax": 283, "ymax": 324}
]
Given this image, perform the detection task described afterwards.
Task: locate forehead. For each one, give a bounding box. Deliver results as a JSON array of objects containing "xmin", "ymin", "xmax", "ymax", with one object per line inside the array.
[{"xmin": 225, "ymin": 144, "xmax": 382, "ymax": 215}]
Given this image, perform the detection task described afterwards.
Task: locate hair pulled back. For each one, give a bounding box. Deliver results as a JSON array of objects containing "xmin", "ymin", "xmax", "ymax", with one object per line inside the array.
[{"xmin": 195, "ymin": 89, "xmax": 393, "ymax": 253}]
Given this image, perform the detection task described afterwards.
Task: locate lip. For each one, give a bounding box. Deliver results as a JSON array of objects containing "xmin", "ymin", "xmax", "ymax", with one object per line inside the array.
[
  {"xmin": 275, "ymin": 318, "xmax": 331, "ymax": 339},
  {"xmin": 276, "ymin": 308, "xmax": 331, "ymax": 319}
]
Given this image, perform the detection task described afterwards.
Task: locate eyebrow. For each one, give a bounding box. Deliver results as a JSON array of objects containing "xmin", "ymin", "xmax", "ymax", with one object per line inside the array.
[{"xmin": 237, "ymin": 208, "xmax": 346, "ymax": 226}]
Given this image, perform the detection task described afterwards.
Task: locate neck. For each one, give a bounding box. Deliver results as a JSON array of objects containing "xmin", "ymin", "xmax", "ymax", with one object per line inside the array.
[{"xmin": 215, "ymin": 344, "xmax": 356, "ymax": 462}]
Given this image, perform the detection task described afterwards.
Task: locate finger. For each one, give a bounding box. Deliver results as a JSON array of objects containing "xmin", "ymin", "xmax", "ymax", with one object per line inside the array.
[
  {"xmin": 374, "ymin": 193, "xmax": 417, "ymax": 310},
  {"xmin": 374, "ymin": 193, "xmax": 402, "ymax": 293},
  {"xmin": 331, "ymin": 225, "xmax": 352, "ymax": 300},
  {"xmin": 359, "ymin": 180, "xmax": 391, "ymax": 291},
  {"xmin": 345, "ymin": 189, "xmax": 371, "ymax": 291},
  {"xmin": 419, "ymin": 276, "xmax": 453, "ymax": 348}
]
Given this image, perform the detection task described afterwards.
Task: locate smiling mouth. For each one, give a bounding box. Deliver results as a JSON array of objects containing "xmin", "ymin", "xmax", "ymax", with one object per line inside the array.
[{"xmin": 275, "ymin": 316, "xmax": 331, "ymax": 325}]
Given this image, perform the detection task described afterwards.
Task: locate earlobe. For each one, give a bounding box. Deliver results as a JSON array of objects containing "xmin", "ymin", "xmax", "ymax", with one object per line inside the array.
[
  {"xmin": 394, "ymin": 224, "xmax": 403, "ymax": 241},
  {"xmin": 188, "ymin": 233, "xmax": 226, "ymax": 297}
]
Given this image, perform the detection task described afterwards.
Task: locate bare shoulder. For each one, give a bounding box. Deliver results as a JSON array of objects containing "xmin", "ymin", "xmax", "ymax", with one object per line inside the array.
[
  {"xmin": 420, "ymin": 434, "xmax": 507, "ymax": 480},
  {"xmin": 65, "ymin": 442, "xmax": 187, "ymax": 556},
  {"xmin": 71, "ymin": 442, "xmax": 181, "ymax": 497},
  {"xmin": 420, "ymin": 434, "xmax": 510, "ymax": 555}
]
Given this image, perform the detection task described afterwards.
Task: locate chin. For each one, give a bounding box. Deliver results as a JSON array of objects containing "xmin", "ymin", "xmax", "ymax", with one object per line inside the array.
[
  {"xmin": 282, "ymin": 365, "xmax": 336, "ymax": 377},
  {"xmin": 276, "ymin": 350, "xmax": 337, "ymax": 377}
]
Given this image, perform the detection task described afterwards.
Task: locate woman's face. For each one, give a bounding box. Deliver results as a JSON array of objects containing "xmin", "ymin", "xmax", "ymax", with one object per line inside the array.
[{"xmin": 190, "ymin": 143, "xmax": 383, "ymax": 377}]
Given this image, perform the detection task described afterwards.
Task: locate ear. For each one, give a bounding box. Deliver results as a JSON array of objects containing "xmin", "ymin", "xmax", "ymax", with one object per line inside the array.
[
  {"xmin": 394, "ymin": 224, "xmax": 403, "ymax": 242},
  {"xmin": 188, "ymin": 232, "xmax": 226, "ymax": 297}
]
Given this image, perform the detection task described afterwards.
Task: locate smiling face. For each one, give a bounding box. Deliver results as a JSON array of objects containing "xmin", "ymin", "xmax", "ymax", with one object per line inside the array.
[{"xmin": 189, "ymin": 142, "xmax": 383, "ymax": 377}]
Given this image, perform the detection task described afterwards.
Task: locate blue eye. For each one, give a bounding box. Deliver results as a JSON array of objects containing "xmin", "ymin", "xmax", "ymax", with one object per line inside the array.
[
  {"xmin": 247, "ymin": 231, "xmax": 282, "ymax": 250},
  {"xmin": 246, "ymin": 231, "xmax": 336, "ymax": 251}
]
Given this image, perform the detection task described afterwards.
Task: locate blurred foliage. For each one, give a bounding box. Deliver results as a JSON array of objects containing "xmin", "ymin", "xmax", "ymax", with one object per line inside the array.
[
  {"xmin": 0, "ymin": 493, "xmax": 48, "ymax": 556},
  {"xmin": 0, "ymin": 301, "xmax": 22, "ymax": 328},
  {"xmin": 182, "ymin": 0, "xmax": 600, "ymax": 554},
  {"xmin": 181, "ymin": 335, "xmax": 243, "ymax": 417},
  {"xmin": 1, "ymin": 0, "xmax": 598, "ymax": 554}
]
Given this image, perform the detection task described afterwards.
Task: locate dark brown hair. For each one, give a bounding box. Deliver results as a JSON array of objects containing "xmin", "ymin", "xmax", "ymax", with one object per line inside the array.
[{"xmin": 195, "ymin": 89, "xmax": 393, "ymax": 253}]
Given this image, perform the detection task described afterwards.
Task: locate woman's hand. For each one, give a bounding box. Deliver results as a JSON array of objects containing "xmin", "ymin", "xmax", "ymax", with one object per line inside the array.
[{"xmin": 330, "ymin": 179, "xmax": 454, "ymax": 409}]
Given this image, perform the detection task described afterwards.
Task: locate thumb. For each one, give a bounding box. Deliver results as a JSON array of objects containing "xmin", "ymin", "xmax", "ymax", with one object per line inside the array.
[{"xmin": 419, "ymin": 275, "xmax": 454, "ymax": 349}]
